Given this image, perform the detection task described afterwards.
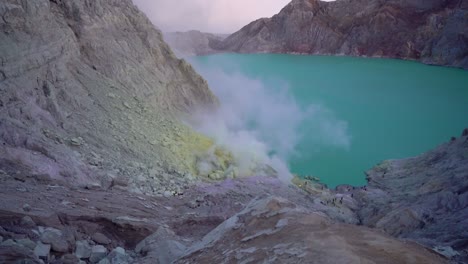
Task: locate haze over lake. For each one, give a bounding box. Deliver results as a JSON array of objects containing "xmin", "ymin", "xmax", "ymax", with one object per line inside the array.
[{"xmin": 193, "ymin": 54, "xmax": 468, "ymax": 188}]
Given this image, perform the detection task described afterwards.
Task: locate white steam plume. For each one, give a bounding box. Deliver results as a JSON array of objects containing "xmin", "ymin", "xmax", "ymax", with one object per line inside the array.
[{"xmin": 188, "ymin": 58, "xmax": 350, "ymax": 182}]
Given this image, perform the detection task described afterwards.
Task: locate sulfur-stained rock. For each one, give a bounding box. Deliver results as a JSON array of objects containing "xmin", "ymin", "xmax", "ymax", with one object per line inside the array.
[{"xmin": 0, "ymin": 0, "xmax": 218, "ymax": 195}]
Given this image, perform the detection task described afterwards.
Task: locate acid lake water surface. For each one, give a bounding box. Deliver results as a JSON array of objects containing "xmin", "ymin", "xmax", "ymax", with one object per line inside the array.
[{"xmin": 193, "ymin": 54, "xmax": 468, "ymax": 188}]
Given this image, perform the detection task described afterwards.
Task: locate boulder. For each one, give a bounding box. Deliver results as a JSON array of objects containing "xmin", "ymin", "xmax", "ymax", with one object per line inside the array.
[
  {"xmin": 22, "ymin": 204, "xmax": 31, "ymax": 212},
  {"xmin": 75, "ymin": 240, "xmax": 92, "ymax": 259},
  {"xmin": 98, "ymin": 258, "xmax": 111, "ymax": 264},
  {"xmin": 1, "ymin": 239, "xmax": 17, "ymax": 247},
  {"xmin": 40, "ymin": 227, "xmax": 68, "ymax": 252},
  {"xmin": 90, "ymin": 245, "xmax": 108, "ymax": 263},
  {"xmin": 16, "ymin": 239, "xmax": 36, "ymax": 250},
  {"xmin": 61, "ymin": 254, "xmax": 80, "ymax": 264},
  {"xmin": 107, "ymin": 247, "xmax": 131, "ymax": 264},
  {"xmin": 20, "ymin": 216, "xmax": 36, "ymax": 228},
  {"xmin": 135, "ymin": 227, "xmax": 187, "ymax": 263},
  {"xmin": 92, "ymin": 233, "xmax": 111, "ymax": 245},
  {"xmin": 34, "ymin": 242, "xmax": 51, "ymax": 261}
]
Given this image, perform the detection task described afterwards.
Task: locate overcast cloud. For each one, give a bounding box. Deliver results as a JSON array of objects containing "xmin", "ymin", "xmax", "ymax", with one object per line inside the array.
[{"xmin": 132, "ymin": 0, "xmax": 292, "ymax": 33}]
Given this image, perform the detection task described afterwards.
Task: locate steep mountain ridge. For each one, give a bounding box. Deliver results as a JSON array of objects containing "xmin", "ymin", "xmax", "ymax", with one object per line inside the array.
[{"xmin": 175, "ymin": 0, "xmax": 468, "ymax": 69}]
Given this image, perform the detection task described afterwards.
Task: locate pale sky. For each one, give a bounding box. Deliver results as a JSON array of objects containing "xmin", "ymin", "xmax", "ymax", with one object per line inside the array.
[{"xmin": 132, "ymin": 0, "xmax": 292, "ymax": 34}]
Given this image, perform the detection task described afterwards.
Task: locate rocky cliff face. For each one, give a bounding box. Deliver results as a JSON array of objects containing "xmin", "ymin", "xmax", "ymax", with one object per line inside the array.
[
  {"xmin": 209, "ymin": 0, "xmax": 468, "ymax": 68},
  {"xmin": 355, "ymin": 129, "xmax": 468, "ymax": 261},
  {"xmin": 292, "ymin": 129, "xmax": 468, "ymax": 263},
  {"xmin": 0, "ymin": 0, "xmax": 223, "ymax": 196}
]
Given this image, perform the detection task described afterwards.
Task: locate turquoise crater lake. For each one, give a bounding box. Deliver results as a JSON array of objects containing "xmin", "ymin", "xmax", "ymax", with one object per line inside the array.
[{"xmin": 192, "ymin": 54, "xmax": 468, "ymax": 188}]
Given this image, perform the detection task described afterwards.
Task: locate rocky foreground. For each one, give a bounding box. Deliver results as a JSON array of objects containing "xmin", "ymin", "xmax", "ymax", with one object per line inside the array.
[
  {"xmin": 173, "ymin": 0, "xmax": 468, "ymax": 69},
  {"xmin": 0, "ymin": 131, "xmax": 467, "ymax": 263},
  {"xmin": 0, "ymin": 0, "xmax": 467, "ymax": 263}
]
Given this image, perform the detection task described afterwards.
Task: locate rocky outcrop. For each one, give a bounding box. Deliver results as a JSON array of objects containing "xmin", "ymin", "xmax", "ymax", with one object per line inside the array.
[
  {"xmin": 207, "ymin": 0, "xmax": 468, "ymax": 69},
  {"xmin": 0, "ymin": 0, "xmax": 223, "ymax": 195},
  {"xmin": 289, "ymin": 129, "xmax": 468, "ymax": 263},
  {"xmin": 0, "ymin": 133, "xmax": 465, "ymax": 262},
  {"xmin": 0, "ymin": 168, "xmax": 448, "ymax": 264},
  {"xmin": 164, "ymin": 30, "xmax": 228, "ymax": 57},
  {"xmin": 353, "ymin": 129, "xmax": 468, "ymax": 261},
  {"xmin": 1, "ymin": 132, "xmax": 466, "ymax": 263},
  {"xmin": 178, "ymin": 197, "xmax": 446, "ymax": 264}
]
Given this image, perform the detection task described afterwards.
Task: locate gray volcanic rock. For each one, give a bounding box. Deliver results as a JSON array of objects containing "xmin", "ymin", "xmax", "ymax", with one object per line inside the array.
[
  {"xmin": 33, "ymin": 242, "xmax": 50, "ymax": 261},
  {"xmin": 164, "ymin": 30, "xmax": 228, "ymax": 57},
  {"xmin": 0, "ymin": 166, "xmax": 449, "ymax": 263},
  {"xmin": 0, "ymin": 244, "xmax": 41, "ymax": 264},
  {"xmin": 40, "ymin": 227, "xmax": 68, "ymax": 252},
  {"xmin": 352, "ymin": 131, "xmax": 468, "ymax": 261},
  {"xmin": 0, "ymin": 0, "xmax": 219, "ymax": 194},
  {"xmin": 90, "ymin": 245, "xmax": 108, "ymax": 263},
  {"xmin": 177, "ymin": 197, "xmax": 446, "ymax": 264},
  {"xmin": 75, "ymin": 240, "xmax": 92, "ymax": 259},
  {"xmin": 214, "ymin": 0, "xmax": 468, "ymax": 69}
]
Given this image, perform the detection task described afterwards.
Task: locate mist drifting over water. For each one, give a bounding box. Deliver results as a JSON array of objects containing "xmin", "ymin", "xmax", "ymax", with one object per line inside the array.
[{"xmin": 188, "ymin": 58, "xmax": 351, "ymax": 181}]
